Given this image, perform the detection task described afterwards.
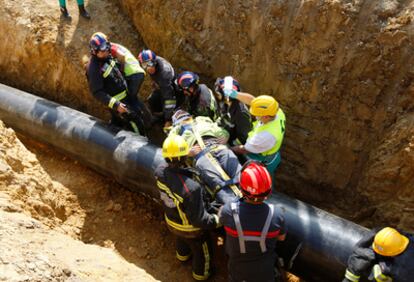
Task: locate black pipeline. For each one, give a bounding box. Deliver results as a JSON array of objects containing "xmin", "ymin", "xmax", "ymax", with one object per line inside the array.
[{"xmin": 0, "ymin": 83, "xmax": 370, "ymax": 281}]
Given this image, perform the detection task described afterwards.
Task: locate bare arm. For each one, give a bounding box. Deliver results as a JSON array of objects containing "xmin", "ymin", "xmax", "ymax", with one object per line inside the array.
[
  {"xmin": 235, "ymin": 91, "xmax": 255, "ymax": 106},
  {"xmin": 114, "ymin": 52, "xmax": 126, "ymax": 64},
  {"xmin": 231, "ymin": 144, "xmax": 249, "ymax": 155}
]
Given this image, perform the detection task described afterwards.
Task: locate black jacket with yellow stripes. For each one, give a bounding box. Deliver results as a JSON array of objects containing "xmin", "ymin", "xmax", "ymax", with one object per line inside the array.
[
  {"xmin": 154, "ymin": 163, "xmax": 218, "ymax": 234},
  {"xmin": 87, "ymin": 55, "xmax": 128, "ymax": 110}
]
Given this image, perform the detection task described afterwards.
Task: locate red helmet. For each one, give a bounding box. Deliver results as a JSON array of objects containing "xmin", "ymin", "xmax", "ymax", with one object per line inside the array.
[{"xmin": 240, "ymin": 162, "xmax": 272, "ymax": 201}]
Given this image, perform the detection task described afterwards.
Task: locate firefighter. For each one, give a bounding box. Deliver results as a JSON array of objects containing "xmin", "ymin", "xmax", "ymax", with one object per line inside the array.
[
  {"xmin": 137, "ymin": 49, "xmax": 181, "ymax": 128},
  {"xmin": 343, "ymin": 227, "xmax": 414, "ymax": 282},
  {"xmin": 219, "ymin": 161, "xmax": 287, "ymax": 282},
  {"xmin": 214, "ymin": 76, "xmax": 252, "ymax": 146},
  {"xmin": 168, "ymin": 110, "xmax": 242, "ymax": 205},
  {"xmin": 86, "ymin": 32, "xmax": 149, "ymax": 135},
  {"xmin": 176, "ymin": 71, "xmax": 219, "ymax": 121},
  {"xmin": 155, "ymin": 135, "xmax": 220, "ymax": 280},
  {"xmin": 226, "ymin": 90, "xmax": 286, "ymax": 179}
]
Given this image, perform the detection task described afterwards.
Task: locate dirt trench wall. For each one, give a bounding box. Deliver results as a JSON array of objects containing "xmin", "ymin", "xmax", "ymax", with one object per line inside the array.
[
  {"xmin": 120, "ymin": 0, "xmax": 414, "ymax": 228},
  {"xmin": 0, "ymin": 0, "xmax": 413, "ymax": 230},
  {"xmin": 0, "ymin": 0, "xmax": 146, "ymax": 120}
]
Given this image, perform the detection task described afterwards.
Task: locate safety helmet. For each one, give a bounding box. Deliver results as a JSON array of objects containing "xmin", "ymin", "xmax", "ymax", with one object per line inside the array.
[
  {"xmin": 214, "ymin": 76, "xmax": 241, "ymax": 100},
  {"xmin": 172, "ymin": 110, "xmax": 192, "ymax": 126},
  {"xmin": 372, "ymin": 227, "xmax": 409, "ymax": 257},
  {"xmin": 89, "ymin": 32, "xmax": 110, "ymax": 55},
  {"xmin": 249, "ymin": 95, "xmax": 278, "ymax": 117},
  {"xmin": 240, "ymin": 161, "xmax": 272, "ymax": 201},
  {"xmin": 177, "ymin": 71, "xmax": 199, "ymax": 90},
  {"xmin": 138, "ymin": 49, "xmax": 156, "ymax": 68},
  {"xmin": 162, "ymin": 135, "xmax": 190, "ymax": 161}
]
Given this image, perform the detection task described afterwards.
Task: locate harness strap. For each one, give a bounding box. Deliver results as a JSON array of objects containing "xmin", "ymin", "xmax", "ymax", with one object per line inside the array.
[
  {"xmin": 231, "ymin": 202, "xmax": 246, "ymax": 253},
  {"xmin": 194, "ymin": 144, "xmax": 226, "ymax": 161},
  {"xmin": 192, "ymin": 128, "xmax": 242, "ymax": 198},
  {"xmin": 260, "ymin": 204, "xmax": 274, "ymax": 252},
  {"xmin": 231, "ymin": 202, "xmax": 274, "ymax": 254}
]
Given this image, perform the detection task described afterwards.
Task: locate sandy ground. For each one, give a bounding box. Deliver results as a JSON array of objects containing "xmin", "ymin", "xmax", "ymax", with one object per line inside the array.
[{"xmin": 18, "ymin": 136, "xmax": 230, "ymax": 282}]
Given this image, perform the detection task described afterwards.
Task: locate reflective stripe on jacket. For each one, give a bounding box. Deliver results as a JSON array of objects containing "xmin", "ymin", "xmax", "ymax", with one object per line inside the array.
[{"xmin": 154, "ymin": 164, "xmax": 218, "ymax": 234}]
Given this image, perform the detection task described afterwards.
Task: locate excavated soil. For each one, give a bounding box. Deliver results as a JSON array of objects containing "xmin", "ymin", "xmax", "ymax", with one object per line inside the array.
[{"xmin": 0, "ymin": 121, "xmax": 228, "ymax": 281}]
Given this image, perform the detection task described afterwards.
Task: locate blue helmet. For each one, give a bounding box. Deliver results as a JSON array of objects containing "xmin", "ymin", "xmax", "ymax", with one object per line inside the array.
[
  {"xmin": 138, "ymin": 50, "xmax": 156, "ymax": 63},
  {"xmin": 89, "ymin": 32, "xmax": 110, "ymax": 55},
  {"xmin": 177, "ymin": 71, "xmax": 199, "ymax": 90}
]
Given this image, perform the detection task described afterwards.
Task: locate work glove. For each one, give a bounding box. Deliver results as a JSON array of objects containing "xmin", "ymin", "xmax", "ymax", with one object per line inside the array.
[
  {"xmin": 223, "ymin": 76, "xmax": 238, "ymax": 99},
  {"xmin": 223, "ymin": 89, "xmax": 238, "ymax": 99}
]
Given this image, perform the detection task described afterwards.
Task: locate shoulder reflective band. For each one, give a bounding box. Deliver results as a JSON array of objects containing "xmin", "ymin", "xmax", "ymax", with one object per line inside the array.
[{"xmin": 103, "ymin": 60, "xmax": 116, "ymax": 78}]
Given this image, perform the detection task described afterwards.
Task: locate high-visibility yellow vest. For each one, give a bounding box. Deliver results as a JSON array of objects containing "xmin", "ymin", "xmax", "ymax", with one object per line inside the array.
[
  {"xmin": 247, "ymin": 108, "xmax": 286, "ymax": 156},
  {"xmin": 111, "ymin": 43, "xmax": 145, "ymax": 77}
]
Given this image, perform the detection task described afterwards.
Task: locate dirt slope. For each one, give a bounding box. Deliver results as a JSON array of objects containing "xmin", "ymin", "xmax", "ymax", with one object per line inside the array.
[
  {"xmin": 119, "ymin": 0, "xmax": 414, "ymax": 230},
  {"xmin": 0, "ymin": 0, "xmax": 413, "ymax": 229},
  {"xmin": 0, "ymin": 0, "xmax": 147, "ymax": 120},
  {"xmin": 0, "ymin": 121, "xmax": 156, "ymax": 281},
  {"xmin": 0, "ymin": 1, "xmax": 413, "ymax": 279},
  {"xmin": 0, "ymin": 209, "xmax": 158, "ymax": 282},
  {"xmin": 0, "ymin": 120, "xmax": 233, "ymax": 281}
]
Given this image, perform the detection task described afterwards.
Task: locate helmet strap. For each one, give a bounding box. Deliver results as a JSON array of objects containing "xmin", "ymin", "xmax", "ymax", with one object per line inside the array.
[
  {"xmin": 168, "ymin": 156, "xmax": 188, "ymax": 168},
  {"xmin": 244, "ymin": 196, "xmax": 267, "ymax": 204}
]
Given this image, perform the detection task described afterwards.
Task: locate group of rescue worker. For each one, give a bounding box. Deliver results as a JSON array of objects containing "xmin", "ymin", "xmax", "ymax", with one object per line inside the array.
[{"xmin": 84, "ymin": 32, "xmax": 413, "ymax": 282}]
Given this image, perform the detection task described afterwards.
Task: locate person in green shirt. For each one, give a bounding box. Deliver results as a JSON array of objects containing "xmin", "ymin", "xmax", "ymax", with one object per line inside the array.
[{"xmin": 59, "ymin": 0, "xmax": 90, "ymax": 19}]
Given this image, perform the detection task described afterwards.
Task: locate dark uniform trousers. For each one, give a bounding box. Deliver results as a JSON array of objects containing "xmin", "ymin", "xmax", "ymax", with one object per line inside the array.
[
  {"xmin": 125, "ymin": 72, "xmax": 152, "ymax": 129},
  {"xmin": 172, "ymin": 229, "xmax": 213, "ymax": 280}
]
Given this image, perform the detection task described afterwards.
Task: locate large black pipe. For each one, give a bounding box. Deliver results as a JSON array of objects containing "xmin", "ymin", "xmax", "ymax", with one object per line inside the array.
[{"xmin": 0, "ymin": 83, "xmax": 370, "ymax": 281}]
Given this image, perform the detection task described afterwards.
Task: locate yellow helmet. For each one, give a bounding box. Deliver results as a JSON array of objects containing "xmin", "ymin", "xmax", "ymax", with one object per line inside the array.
[
  {"xmin": 249, "ymin": 95, "xmax": 279, "ymax": 117},
  {"xmin": 162, "ymin": 135, "xmax": 189, "ymax": 161},
  {"xmin": 372, "ymin": 227, "xmax": 409, "ymax": 256}
]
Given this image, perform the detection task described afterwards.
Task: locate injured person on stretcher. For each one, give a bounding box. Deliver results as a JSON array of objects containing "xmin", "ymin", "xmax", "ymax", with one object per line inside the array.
[{"xmin": 167, "ymin": 109, "xmax": 242, "ymax": 205}]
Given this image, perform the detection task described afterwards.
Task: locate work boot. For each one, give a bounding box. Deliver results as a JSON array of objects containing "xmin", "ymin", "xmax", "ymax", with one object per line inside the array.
[
  {"xmin": 60, "ymin": 6, "xmax": 71, "ymax": 19},
  {"xmin": 78, "ymin": 4, "xmax": 91, "ymax": 20}
]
